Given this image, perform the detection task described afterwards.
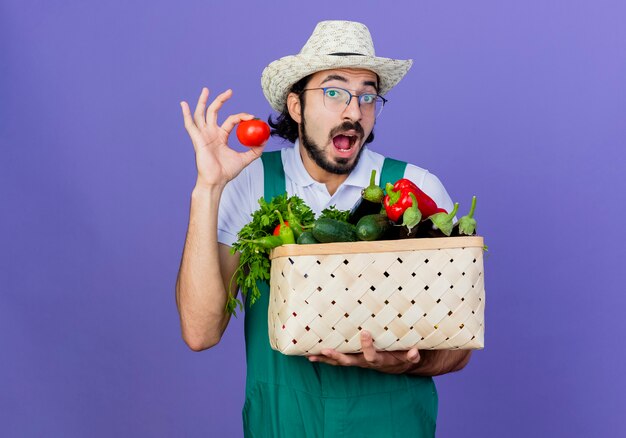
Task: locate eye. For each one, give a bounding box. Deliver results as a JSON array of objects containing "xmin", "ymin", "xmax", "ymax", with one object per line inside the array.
[
  {"xmin": 361, "ymin": 94, "xmax": 376, "ymax": 105},
  {"xmin": 324, "ymin": 88, "xmax": 344, "ymax": 100}
]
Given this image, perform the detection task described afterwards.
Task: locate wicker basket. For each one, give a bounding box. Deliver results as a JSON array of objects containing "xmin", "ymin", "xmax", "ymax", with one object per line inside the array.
[{"xmin": 268, "ymin": 236, "xmax": 485, "ymax": 355}]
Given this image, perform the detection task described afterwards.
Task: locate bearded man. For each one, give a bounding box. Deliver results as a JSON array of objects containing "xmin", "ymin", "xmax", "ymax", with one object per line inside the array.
[{"xmin": 176, "ymin": 20, "xmax": 472, "ymax": 437}]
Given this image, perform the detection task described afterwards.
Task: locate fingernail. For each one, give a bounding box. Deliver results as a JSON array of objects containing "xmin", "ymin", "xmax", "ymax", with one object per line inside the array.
[
  {"xmin": 308, "ymin": 356, "xmax": 317, "ymax": 362},
  {"xmin": 408, "ymin": 350, "xmax": 419, "ymax": 361}
]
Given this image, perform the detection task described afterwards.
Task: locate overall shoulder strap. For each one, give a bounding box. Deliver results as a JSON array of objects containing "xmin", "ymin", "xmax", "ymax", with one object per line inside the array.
[
  {"xmin": 260, "ymin": 150, "xmax": 287, "ymax": 200},
  {"xmin": 379, "ymin": 157, "xmax": 407, "ymax": 191},
  {"xmin": 245, "ymin": 151, "xmax": 285, "ymax": 309}
]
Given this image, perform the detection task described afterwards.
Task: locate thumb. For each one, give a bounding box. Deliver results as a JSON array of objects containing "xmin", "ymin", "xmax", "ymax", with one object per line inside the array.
[
  {"xmin": 240, "ymin": 144, "xmax": 267, "ymax": 166},
  {"xmin": 407, "ymin": 348, "xmax": 420, "ymax": 363},
  {"xmin": 361, "ymin": 331, "xmax": 379, "ymax": 364}
]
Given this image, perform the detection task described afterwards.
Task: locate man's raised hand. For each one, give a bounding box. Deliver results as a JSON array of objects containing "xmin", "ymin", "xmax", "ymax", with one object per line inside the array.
[{"xmin": 180, "ymin": 88, "xmax": 267, "ymax": 189}]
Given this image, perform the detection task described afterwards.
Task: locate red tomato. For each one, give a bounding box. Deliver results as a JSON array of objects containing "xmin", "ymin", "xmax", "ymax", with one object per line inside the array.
[
  {"xmin": 236, "ymin": 119, "xmax": 270, "ymax": 147},
  {"xmin": 273, "ymin": 221, "xmax": 289, "ymax": 236}
]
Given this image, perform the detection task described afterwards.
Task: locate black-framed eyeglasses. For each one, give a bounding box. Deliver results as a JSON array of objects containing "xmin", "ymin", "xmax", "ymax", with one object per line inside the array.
[{"xmin": 300, "ymin": 87, "xmax": 387, "ymax": 117}]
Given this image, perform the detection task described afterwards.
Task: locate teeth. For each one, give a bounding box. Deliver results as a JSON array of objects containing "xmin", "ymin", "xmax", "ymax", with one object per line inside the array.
[
  {"xmin": 334, "ymin": 134, "xmax": 355, "ymax": 151},
  {"xmin": 338, "ymin": 141, "xmax": 352, "ymax": 151}
]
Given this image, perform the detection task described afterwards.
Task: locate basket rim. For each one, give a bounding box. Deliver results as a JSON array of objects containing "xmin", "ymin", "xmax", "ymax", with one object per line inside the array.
[{"xmin": 269, "ymin": 236, "xmax": 484, "ymax": 259}]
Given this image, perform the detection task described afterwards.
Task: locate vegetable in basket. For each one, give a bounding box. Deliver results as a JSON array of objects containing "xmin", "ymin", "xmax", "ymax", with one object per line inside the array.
[
  {"xmin": 355, "ymin": 213, "xmax": 392, "ymax": 241},
  {"xmin": 274, "ymin": 210, "xmax": 295, "ymax": 244},
  {"xmin": 401, "ymin": 193, "xmax": 422, "ymax": 234},
  {"xmin": 229, "ymin": 194, "xmax": 315, "ymax": 314},
  {"xmin": 457, "ymin": 195, "xmax": 477, "ymax": 236},
  {"xmin": 272, "ymin": 221, "xmax": 289, "ymax": 236},
  {"xmin": 230, "ymin": 187, "xmax": 482, "ymax": 314},
  {"xmin": 241, "ymin": 235, "xmax": 284, "ymax": 249},
  {"xmin": 311, "ymin": 218, "xmax": 358, "ymax": 243},
  {"xmin": 383, "ymin": 178, "xmax": 447, "ymax": 222},
  {"xmin": 348, "ymin": 169, "xmax": 385, "ymax": 224},
  {"xmin": 296, "ymin": 230, "xmax": 319, "ymax": 244},
  {"xmin": 286, "ymin": 203, "xmax": 306, "ymax": 239},
  {"xmin": 428, "ymin": 203, "xmax": 459, "ymax": 237},
  {"xmin": 318, "ymin": 205, "xmax": 351, "ymax": 222}
]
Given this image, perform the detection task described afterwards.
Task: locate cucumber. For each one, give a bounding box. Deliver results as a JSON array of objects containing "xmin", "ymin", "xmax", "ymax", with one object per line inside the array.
[
  {"xmin": 297, "ymin": 230, "xmax": 319, "ymax": 244},
  {"xmin": 311, "ymin": 218, "xmax": 357, "ymax": 243},
  {"xmin": 355, "ymin": 214, "xmax": 392, "ymax": 241}
]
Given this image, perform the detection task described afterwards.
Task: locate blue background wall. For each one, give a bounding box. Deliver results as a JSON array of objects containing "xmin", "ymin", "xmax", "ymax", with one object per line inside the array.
[{"xmin": 2, "ymin": 1, "xmax": 625, "ymax": 436}]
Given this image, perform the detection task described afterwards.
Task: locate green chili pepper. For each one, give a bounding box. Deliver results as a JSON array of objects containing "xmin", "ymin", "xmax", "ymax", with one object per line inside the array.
[
  {"xmin": 241, "ymin": 235, "xmax": 284, "ymax": 249},
  {"xmin": 275, "ymin": 210, "xmax": 295, "ymax": 244},
  {"xmin": 286, "ymin": 202, "xmax": 305, "ymax": 239}
]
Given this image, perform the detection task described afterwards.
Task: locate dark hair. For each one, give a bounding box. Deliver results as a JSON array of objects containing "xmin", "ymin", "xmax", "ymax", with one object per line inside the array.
[
  {"xmin": 267, "ymin": 75, "xmax": 311, "ymax": 143},
  {"xmin": 268, "ymin": 75, "xmax": 375, "ymax": 145}
]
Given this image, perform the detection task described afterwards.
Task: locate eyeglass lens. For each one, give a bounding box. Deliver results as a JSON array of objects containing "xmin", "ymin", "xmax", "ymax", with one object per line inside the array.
[{"xmin": 323, "ymin": 88, "xmax": 385, "ymax": 117}]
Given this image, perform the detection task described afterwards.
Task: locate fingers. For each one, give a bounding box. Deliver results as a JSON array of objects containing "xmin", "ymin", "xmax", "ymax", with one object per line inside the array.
[
  {"xmin": 307, "ymin": 355, "xmax": 339, "ymax": 366},
  {"xmin": 180, "ymin": 101, "xmax": 196, "ymax": 133},
  {"xmin": 206, "ymin": 89, "xmax": 233, "ymax": 126},
  {"xmin": 194, "ymin": 87, "xmax": 210, "ymax": 127},
  {"xmin": 323, "ymin": 349, "xmax": 358, "ymax": 366},
  {"xmin": 307, "ymin": 333, "xmax": 381, "ymax": 369},
  {"xmin": 360, "ymin": 331, "xmax": 381, "ymax": 365},
  {"xmin": 221, "ymin": 112, "xmax": 255, "ymax": 134},
  {"xmin": 308, "ymin": 350, "xmax": 361, "ymax": 367},
  {"xmin": 185, "ymin": 88, "xmax": 256, "ymax": 135}
]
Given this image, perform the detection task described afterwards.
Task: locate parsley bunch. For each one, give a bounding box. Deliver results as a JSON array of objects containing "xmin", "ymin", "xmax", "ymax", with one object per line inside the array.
[
  {"xmin": 318, "ymin": 205, "xmax": 351, "ymax": 222},
  {"xmin": 229, "ymin": 193, "xmax": 315, "ymax": 315}
]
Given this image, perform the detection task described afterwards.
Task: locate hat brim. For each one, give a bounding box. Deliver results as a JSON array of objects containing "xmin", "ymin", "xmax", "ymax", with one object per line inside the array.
[{"xmin": 261, "ymin": 54, "xmax": 413, "ymax": 112}]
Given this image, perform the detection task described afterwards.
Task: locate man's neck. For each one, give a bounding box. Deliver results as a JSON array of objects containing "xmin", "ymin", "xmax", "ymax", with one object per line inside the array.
[{"xmin": 298, "ymin": 144, "xmax": 349, "ymax": 196}]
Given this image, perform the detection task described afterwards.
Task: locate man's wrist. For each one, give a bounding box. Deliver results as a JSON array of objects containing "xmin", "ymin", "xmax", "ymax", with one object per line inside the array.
[{"xmin": 192, "ymin": 182, "xmax": 224, "ymax": 199}]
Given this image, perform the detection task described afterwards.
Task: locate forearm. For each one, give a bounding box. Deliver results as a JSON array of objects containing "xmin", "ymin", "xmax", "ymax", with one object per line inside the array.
[
  {"xmin": 176, "ymin": 185, "xmax": 233, "ymax": 351},
  {"xmin": 407, "ymin": 350, "xmax": 472, "ymax": 376}
]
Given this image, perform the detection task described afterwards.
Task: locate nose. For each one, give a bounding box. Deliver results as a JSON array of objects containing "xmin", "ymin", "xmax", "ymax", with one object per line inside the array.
[{"xmin": 342, "ymin": 95, "xmax": 362, "ymax": 122}]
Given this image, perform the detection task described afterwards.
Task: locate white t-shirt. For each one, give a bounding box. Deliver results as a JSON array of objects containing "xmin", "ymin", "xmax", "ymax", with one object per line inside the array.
[{"xmin": 217, "ymin": 141, "xmax": 454, "ymax": 247}]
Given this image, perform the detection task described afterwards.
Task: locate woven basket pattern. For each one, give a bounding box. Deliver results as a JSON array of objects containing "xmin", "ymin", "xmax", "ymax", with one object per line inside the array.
[{"xmin": 268, "ymin": 238, "xmax": 485, "ymax": 355}]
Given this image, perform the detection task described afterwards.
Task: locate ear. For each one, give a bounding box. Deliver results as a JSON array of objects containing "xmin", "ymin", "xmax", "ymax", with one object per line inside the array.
[{"xmin": 286, "ymin": 92, "xmax": 302, "ymax": 124}]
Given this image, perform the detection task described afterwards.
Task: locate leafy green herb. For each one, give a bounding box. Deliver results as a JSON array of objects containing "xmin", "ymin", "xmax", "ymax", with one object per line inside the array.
[
  {"xmin": 318, "ymin": 205, "xmax": 351, "ymax": 222},
  {"xmin": 229, "ymin": 193, "xmax": 315, "ymax": 315}
]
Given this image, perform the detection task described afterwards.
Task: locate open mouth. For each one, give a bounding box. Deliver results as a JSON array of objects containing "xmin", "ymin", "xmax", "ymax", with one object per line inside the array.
[{"xmin": 332, "ymin": 134, "xmax": 358, "ymax": 152}]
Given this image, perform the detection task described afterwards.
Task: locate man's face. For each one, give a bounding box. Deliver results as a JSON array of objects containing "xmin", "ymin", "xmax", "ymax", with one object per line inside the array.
[{"xmin": 298, "ymin": 68, "xmax": 378, "ymax": 175}]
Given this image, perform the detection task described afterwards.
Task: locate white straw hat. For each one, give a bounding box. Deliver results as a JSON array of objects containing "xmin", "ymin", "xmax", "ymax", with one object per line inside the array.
[{"xmin": 261, "ymin": 20, "xmax": 413, "ymax": 112}]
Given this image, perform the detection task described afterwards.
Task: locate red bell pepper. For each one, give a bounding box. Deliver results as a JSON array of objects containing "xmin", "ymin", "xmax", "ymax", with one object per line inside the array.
[{"xmin": 383, "ymin": 179, "xmax": 446, "ymax": 222}]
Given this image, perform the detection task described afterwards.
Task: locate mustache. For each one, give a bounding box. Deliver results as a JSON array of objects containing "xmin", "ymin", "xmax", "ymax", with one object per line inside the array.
[{"xmin": 329, "ymin": 121, "xmax": 365, "ymax": 139}]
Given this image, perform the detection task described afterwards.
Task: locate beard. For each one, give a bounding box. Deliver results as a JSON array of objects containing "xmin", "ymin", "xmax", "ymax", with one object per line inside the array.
[{"xmin": 300, "ymin": 117, "xmax": 368, "ymax": 175}]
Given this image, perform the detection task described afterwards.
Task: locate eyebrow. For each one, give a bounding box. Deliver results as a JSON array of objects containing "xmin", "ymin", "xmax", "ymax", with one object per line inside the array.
[{"xmin": 319, "ymin": 74, "xmax": 378, "ymax": 91}]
